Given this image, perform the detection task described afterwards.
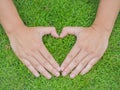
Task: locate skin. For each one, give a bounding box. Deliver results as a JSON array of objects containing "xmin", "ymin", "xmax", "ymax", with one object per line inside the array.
[
  {"xmin": 0, "ymin": 0, "xmax": 60, "ymax": 79},
  {"xmin": 60, "ymin": 0, "xmax": 120, "ymax": 78},
  {"xmin": 0, "ymin": 0, "xmax": 120, "ymax": 79}
]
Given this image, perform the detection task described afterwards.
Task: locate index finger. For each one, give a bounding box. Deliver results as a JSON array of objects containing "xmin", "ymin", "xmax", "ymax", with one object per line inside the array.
[
  {"xmin": 39, "ymin": 43, "xmax": 60, "ymax": 71},
  {"xmin": 60, "ymin": 42, "xmax": 81, "ymax": 71}
]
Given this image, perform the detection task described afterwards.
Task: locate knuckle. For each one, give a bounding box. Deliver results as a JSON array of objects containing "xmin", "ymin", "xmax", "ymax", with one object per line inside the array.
[
  {"xmin": 34, "ymin": 63, "xmax": 40, "ymax": 68},
  {"xmin": 62, "ymin": 62, "xmax": 68, "ymax": 66},
  {"xmin": 24, "ymin": 50, "xmax": 31, "ymax": 56},
  {"xmin": 33, "ymin": 43, "xmax": 41, "ymax": 49},
  {"xmin": 42, "ymin": 61, "xmax": 48, "ymax": 67},
  {"xmin": 44, "ymin": 63, "xmax": 55, "ymax": 72},
  {"xmin": 76, "ymin": 43, "xmax": 81, "ymax": 48},
  {"xmin": 34, "ymin": 44, "xmax": 40, "ymax": 48},
  {"xmin": 68, "ymin": 54, "xmax": 73, "ymax": 59},
  {"xmin": 78, "ymin": 62, "xmax": 84, "ymax": 68},
  {"xmin": 91, "ymin": 51, "xmax": 102, "ymax": 58},
  {"xmin": 83, "ymin": 46, "xmax": 95, "ymax": 55},
  {"xmin": 64, "ymin": 69, "xmax": 68, "ymax": 73},
  {"xmin": 31, "ymin": 46, "xmax": 40, "ymax": 52},
  {"xmin": 77, "ymin": 42, "xmax": 84, "ymax": 48},
  {"xmin": 91, "ymin": 51, "xmax": 97, "ymax": 55},
  {"xmin": 83, "ymin": 46, "xmax": 89, "ymax": 53},
  {"xmin": 40, "ymin": 69, "xmax": 45, "ymax": 74},
  {"xmin": 73, "ymin": 60, "xmax": 79, "ymax": 65},
  {"xmin": 75, "ymin": 69, "xmax": 79, "ymax": 74},
  {"xmin": 95, "ymin": 53, "xmax": 102, "ymax": 58},
  {"xmin": 30, "ymin": 48, "xmax": 36, "ymax": 52},
  {"xmin": 51, "ymin": 27, "xmax": 56, "ymax": 32},
  {"xmin": 50, "ymin": 60, "xmax": 55, "ymax": 65},
  {"xmin": 18, "ymin": 53, "xmax": 26, "ymax": 58},
  {"xmin": 89, "ymin": 62, "xmax": 94, "ymax": 66},
  {"xmin": 79, "ymin": 61, "xmax": 84, "ymax": 66},
  {"xmin": 40, "ymin": 45, "xmax": 43, "ymax": 49},
  {"xmin": 49, "ymin": 66, "xmax": 55, "ymax": 72},
  {"xmin": 47, "ymin": 55, "xmax": 52, "ymax": 59},
  {"xmin": 63, "ymin": 27, "xmax": 69, "ymax": 31},
  {"xmin": 17, "ymin": 53, "xmax": 23, "ymax": 58},
  {"xmin": 26, "ymin": 63, "xmax": 31, "ymax": 67}
]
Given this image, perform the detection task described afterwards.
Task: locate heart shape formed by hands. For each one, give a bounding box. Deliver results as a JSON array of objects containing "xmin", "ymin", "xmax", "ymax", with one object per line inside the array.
[{"xmin": 9, "ymin": 26, "xmax": 109, "ymax": 79}]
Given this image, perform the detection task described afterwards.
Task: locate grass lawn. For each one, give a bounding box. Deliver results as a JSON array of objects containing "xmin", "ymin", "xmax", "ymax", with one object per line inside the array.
[{"xmin": 0, "ymin": 0, "xmax": 120, "ymax": 90}]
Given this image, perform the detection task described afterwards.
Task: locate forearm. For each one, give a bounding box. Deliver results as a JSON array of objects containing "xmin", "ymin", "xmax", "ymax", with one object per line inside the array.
[
  {"xmin": 0, "ymin": 0, "xmax": 24, "ymax": 35},
  {"xmin": 92, "ymin": 0, "xmax": 120, "ymax": 34}
]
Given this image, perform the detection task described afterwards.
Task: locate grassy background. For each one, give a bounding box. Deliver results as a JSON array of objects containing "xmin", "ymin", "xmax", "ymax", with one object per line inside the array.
[{"xmin": 0, "ymin": 0, "xmax": 120, "ymax": 90}]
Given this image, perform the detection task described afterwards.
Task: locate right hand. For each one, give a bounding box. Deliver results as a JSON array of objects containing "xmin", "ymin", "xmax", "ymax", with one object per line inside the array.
[
  {"xmin": 60, "ymin": 26, "xmax": 109, "ymax": 78},
  {"xmin": 7, "ymin": 26, "xmax": 60, "ymax": 79}
]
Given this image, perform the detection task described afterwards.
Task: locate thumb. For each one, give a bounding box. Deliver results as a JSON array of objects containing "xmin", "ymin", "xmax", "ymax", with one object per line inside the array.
[
  {"xmin": 60, "ymin": 27, "xmax": 83, "ymax": 38},
  {"xmin": 36, "ymin": 27, "xmax": 59, "ymax": 38}
]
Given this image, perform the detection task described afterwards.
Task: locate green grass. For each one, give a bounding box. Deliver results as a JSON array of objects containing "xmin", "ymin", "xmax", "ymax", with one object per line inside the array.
[{"xmin": 0, "ymin": 0, "xmax": 120, "ymax": 90}]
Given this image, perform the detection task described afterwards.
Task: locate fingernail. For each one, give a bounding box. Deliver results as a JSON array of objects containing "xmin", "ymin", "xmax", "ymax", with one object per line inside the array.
[
  {"xmin": 62, "ymin": 72, "xmax": 67, "ymax": 76},
  {"xmin": 35, "ymin": 74, "xmax": 40, "ymax": 77},
  {"xmin": 60, "ymin": 67, "xmax": 64, "ymax": 71},
  {"xmin": 55, "ymin": 35, "xmax": 59, "ymax": 38},
  {"xmin": 70, "ymin": 74, "xmax": 75, "ymax": 78},
  {"xmin": 57, "ymin": 67, "xmax": 61, "ymax": 71},
  {"xmin": 60, "ymin": 35, "xmax": 63, "ymax": 38},
  {"xmin": 81, "ymin": 72, "xmax": 85, "ymax": 75},
  {"xmin": 56, "ymin": 72, "xmax": 60, "ymax": 77},
  {"xmin": 48, "ymin": 75, "xmax": 52, "ymax": 79}
]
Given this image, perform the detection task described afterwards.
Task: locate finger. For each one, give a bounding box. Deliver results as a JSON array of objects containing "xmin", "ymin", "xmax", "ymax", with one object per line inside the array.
[
  {"xmin": 40, "ymin": 43, "xmax": 60, "ymax": 71},
  {"xmin": 36, "ymin": 27, "xmax": 59, "ymax": 38},
  {"xmin": 62, "ymin": 50, "xmax": 88, "ymax": 76},
  {"xmin": 50, "ymin": 27, "xmax": 59, "ymax": 38},
  {"xmin": 26, "ymin": 56, "xmax": 52, "ymax": 79},
  {"xmin": 60, "ymin": 27, "xmax": 83, "ymax": 38},
  {"xmin": 80, "ymin": 57, "xmax": 100, "ymax": 75},
  {"xmin": 33, "ymin": 51, "xmax": 60, "ymax": 77},
  {"xmin": 60, "ymin": 43, "xmax": 81, "ymax": 71},
  {"xmin": 20, "ymin": 58, "xmax": 40, "ymax": 77},
  {"xmin": 70, "ymin": 54, "xmax": 95, "ymax": 78},
  {"xmin": 35, "ymin": 64, "xmax": 52, "ymax": 79}
]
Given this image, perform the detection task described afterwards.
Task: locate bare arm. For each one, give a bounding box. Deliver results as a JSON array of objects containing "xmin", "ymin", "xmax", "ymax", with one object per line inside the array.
[
  {"xmin": 0, "ymin": 0, "xmax": 24, "ymax": 34},
  {"xmin": 0, "ymin": 0, "xmax": 60, "ymax": 79},
  {"xmin": 92, "ymin": 0, "xmax": 120, "ymax": 34},
  {"xmin": 60, "ymin": 0, "xmax": 120, "ymax": 78}
]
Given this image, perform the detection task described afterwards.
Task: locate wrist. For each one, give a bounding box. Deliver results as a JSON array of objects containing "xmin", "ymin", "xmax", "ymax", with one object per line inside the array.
[
  {"xmin": 91, "ymin": 22, "xmax": 112, "ymax": 36},
  {"xmin": 4, "ymin": 22, "xmax": 26, "ymax": 36}
]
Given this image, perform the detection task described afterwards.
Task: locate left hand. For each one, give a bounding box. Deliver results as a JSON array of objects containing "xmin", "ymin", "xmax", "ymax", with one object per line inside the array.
[
  {"xmin": 7, "ymin": 26, "xmax": 60, "ymax": 79},
  {"xmin": 60, "ymin": 26, "xmax": 110, "ymax": 78}
]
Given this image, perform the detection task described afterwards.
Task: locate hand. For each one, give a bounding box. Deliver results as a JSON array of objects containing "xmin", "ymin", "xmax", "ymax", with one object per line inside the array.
[
  {"xmin": 60, "ymin": 26, "xmax": 110, "ymax": 78},
  {"xmin": 7, "ymin": 26, "xmax": 60, "ymax": 79}
]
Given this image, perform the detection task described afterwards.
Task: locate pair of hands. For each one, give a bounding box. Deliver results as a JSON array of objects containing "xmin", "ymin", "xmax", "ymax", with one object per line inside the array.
[{"xmin": 7, "ymin": 25, "xmax": 110, "ymax": 79}]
